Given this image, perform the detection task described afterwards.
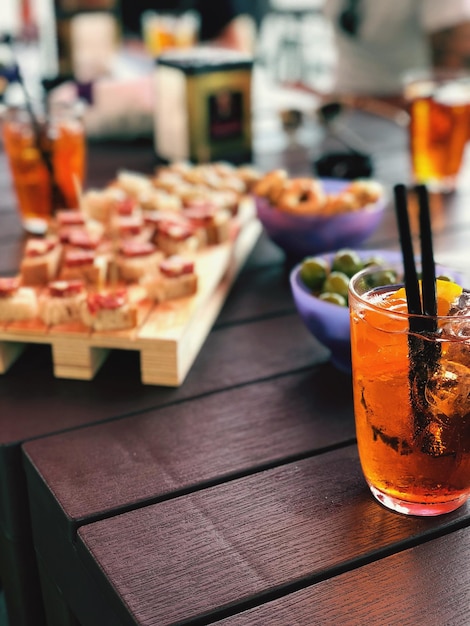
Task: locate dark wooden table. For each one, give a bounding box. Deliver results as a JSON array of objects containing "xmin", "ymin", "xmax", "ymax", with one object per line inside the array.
[{"xmin": 1, "ymin": 109, "xmax": 470, "ymax": 626}]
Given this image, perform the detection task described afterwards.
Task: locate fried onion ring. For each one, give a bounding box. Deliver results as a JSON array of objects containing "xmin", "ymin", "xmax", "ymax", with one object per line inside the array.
[
  {"xmin": 276, "ymin": 178, "xmax": 326, "ymax": 215},
  {"xmin": 253, "ymin": 169, "xmax": 288, "ymax": 204}
]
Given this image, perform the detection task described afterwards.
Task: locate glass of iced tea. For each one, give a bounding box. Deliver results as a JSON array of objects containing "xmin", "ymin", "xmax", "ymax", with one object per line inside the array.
[
  {"xmin": 141, "ymin": 11, "xmax": 199, "ymax": 58},
  {"xmin": 349, "ymin": 262, "xmax": 470, "ymax": 516},
  {"xmin": 2, "ymin": 100, "xmax": 86, "ymax": 234},
  {"xmin": 404, "ymin": 69, "xmax": 470, "ymax": 193}
]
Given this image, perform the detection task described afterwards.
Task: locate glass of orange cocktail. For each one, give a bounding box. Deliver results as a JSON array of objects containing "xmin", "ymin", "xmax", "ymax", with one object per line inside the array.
[
  {"xmin": 349, "ymin": 263, "xmax": 470, "ymax": 516},
  {"xmin": 2, "ymin": 100, "xmax": 86, "ymax": 234},
  {"xmin": 404, "ymin": 69, "xmax": 470, "ymax": 193},
  {"xmin": 141, "ymin": 11, "xmax": 199, "ymax": 58}
]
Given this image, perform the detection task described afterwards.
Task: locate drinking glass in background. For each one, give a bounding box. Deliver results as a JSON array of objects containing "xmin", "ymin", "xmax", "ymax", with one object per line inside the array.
[
  {"xmin": 349, "ymin": 263, "xmax": 470, "ymax": 516},
  {"xmin": 2, "ymin": 100, "xmax": 86, "ymax": 234},
  {"xmin": 141, "ymin": 10, "xmax": 200, "ymax": 58},
  {"xmin": 403, "ymin": 69, "xmax": 470, "ymax": 193}
]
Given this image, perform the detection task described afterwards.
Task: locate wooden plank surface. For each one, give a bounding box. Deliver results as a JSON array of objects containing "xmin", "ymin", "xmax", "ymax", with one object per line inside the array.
[
  {"xmin": 1, "ymin": 309, "xmax": 330, "ymax": 444},
  {"xmin": 75, "ymin": 446, "xmax": 470, "ymax": 626},
  {"xmin": 216, "ymin": 262, "xmax": 295, "ymax": 325},
  {"xmin": 22, "ymin": 366, "xmax": 354, "ymax": 626},
  {"xmin": 219, "ymin": 526, "xmax": 470, "ymax": 626},
  {"xmin": 22, "ymin": 366, "xmax": 355, "ymax": 525}
]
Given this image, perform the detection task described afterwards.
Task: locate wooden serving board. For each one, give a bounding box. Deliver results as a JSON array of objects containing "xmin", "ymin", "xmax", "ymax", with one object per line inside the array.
[{"xmin": 0, "ymin": 210, "xmax": 261, "ymax": 387}]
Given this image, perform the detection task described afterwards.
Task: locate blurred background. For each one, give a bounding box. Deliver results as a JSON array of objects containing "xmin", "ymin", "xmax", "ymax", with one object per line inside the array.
[{"xmin": 0, "ymin": 0, "xmax": 338, "ymax": 161}]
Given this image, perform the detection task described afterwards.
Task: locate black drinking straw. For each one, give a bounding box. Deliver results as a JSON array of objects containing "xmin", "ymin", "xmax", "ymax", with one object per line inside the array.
[
  {"xmin": 416, "ymin": 184, "xmax": 437, "ymax": 325},
  {"xmin": 394, "ymin": 183, "xmax": 438, "ymax": 325},
  {"xmin": 393, "ymin": 184, "xmax": 422, "ymax": 328},
  {"xmin": 393, "ymin": 183, "xmax": 441, "ymax": 455}
]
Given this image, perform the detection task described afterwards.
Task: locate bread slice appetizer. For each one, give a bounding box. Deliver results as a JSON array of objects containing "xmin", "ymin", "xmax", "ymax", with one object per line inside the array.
[
  {"xmin": 56, "ymin": 209, "xmax": 87, "ymax": 228},
  {"xmin": 203, "ymin": 189, "xmax": 240, "ymax": 216},
  {"xmin": 80, "ymin": 289, "xmax": 138, "ymax": 331},
  {"xmin": 154, "ymin": 219, "xmax": 201, "ymax": 256},
  {"xmin": 38, "ymin": 280, "xmax": 86, "ymax": 326},
  {"xmin": 81, "ymin": 187, "xmax": 131, "ymax": 223},
  {"xmin": 143, "ymin": 209, "xmax": 187, "ymax": 228},
  {"xmin": 151, "ymin": 168, "xmax": 185, "ymax": 193},
  {"xmin": 113, "ymin": 169, "xmax": 153, "ymax": 200},
  {"xmin": 116, "ymin": 240, "xmax": 164, "ymax": 283},
  {"xmin": 189, "ymin": 164, "xmax": 246, "ymax": 196},
  {"xmin": 138, "ymin": 188, "xmax": 182, "ymax": 213},
  {"xmin": 20, "ymin": 237, "xmax": 63, "ymax": 286},
  {"xmin": 66, "ymin": 228, "xmax": 104, "ymax": 251},
  {"xmin": 143, "ymin": 256, "xmax": 197, "ymax": 302},
  {"xmin": 184, "ymin": 203, "xmax": 231, "ymax": 244},
  {"xmin": 54, "ymin": 211, "xmax": 105, "ymax": 246},
  {"xmin": 235, "ymin": 165, "xmax": 261, "ymax": 192},
  {"xmin": 0, "ymin": 277, "xmax": 38, "ymax": 322},
  {"xmin": 111, "ymin": 215, "xmax": 153, "ymax": 243},
  {"xmin": 60, "ymin": 249, "xmax": 109, "ymax": 286}
]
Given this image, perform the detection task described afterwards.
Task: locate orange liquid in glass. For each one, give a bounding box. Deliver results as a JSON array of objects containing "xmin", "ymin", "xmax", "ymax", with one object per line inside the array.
[
  {"xmin": 408, "ymin": 93, "xmax": 470, "ymax": 187},
  {"xmin": 3, "ymin": 114, "xmax": 86, "ymax": 222},
  {"xmin": 350, "ymin": 287, "xmax": 470, "ymax": 514}
]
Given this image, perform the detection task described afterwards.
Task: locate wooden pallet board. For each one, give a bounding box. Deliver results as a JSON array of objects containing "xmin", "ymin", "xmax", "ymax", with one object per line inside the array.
[{"xmin": 0, "ymin": 213, "xmax": 261, "ymax": 387}]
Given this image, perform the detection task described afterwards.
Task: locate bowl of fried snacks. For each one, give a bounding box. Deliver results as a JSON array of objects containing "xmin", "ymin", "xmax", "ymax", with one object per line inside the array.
[{"xmin": 253, "ymin": 171, "xmax": 386, "ymax": 259}]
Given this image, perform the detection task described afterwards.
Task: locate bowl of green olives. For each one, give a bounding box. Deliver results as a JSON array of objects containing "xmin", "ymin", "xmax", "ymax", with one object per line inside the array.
[{"xmin": 290, "ymin": 248, "xmax": 400, "ymax": 372}]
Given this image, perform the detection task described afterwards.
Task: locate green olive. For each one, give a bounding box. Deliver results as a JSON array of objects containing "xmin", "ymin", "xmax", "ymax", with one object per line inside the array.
[
  {"xmin": 436, "ymin": 274, "xmax": 453, "ymax": 282},
  {"xmin": 366, "ymin": 269, "xmax": 398, "ymax": 289},
  {"xmin": 300, "ymin": 256, "xmax": 329, "ymax": 291},
  {"xmin": 363, "ymin": 255, "xmax": 386, "ymax": 268},
  {"xmin": 332, "ymin": 249, "xmax": 363, "ymax": 277},
  {"xmin": 318, "ymin": 292, "xmax": 347, "ymax": 307},
  {"xmin": 323, "ymin": 271, "xmax": 350, "ymax": 298}
]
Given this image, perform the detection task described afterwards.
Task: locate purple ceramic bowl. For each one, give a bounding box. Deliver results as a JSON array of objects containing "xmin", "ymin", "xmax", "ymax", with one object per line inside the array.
[
  {"xmin": 290, "ymin": 250, "xmax": 401, "ymax": 373},
  {"xmin": 255, "ymin": 178, "xmax": 387, "ymax": 259}
]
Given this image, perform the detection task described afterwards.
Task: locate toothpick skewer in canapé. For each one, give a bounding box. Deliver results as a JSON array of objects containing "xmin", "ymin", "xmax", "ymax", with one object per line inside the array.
[
  {"xmin": 73, "ymin": 173, "xmax": 83, "ymax": 212},
  {"xmin": 108, "ymin": 202, "xmax": 120, "ymax": 293}
]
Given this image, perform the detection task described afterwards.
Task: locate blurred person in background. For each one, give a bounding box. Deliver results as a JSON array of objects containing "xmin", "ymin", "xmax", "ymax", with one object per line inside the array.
[{"xmin": 323, "ymin": 0, "xmax": 470, "ymax": 99}]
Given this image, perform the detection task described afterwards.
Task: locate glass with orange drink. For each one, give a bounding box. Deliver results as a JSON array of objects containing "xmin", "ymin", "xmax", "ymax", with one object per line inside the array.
[
  {"xmin": 2, "ymin": 100, "xmax": 86, "ymax": 234},
  {"xmin": 404, "ymin": 70, "xmax": 470, "ymax": 193},
  {"xmin": 141, "ymin": 11, "xmax": 199, "ymax": 58},
  {"xmin": 349, "ymin": 263, "xmax": 470, "ymax": 516}
]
